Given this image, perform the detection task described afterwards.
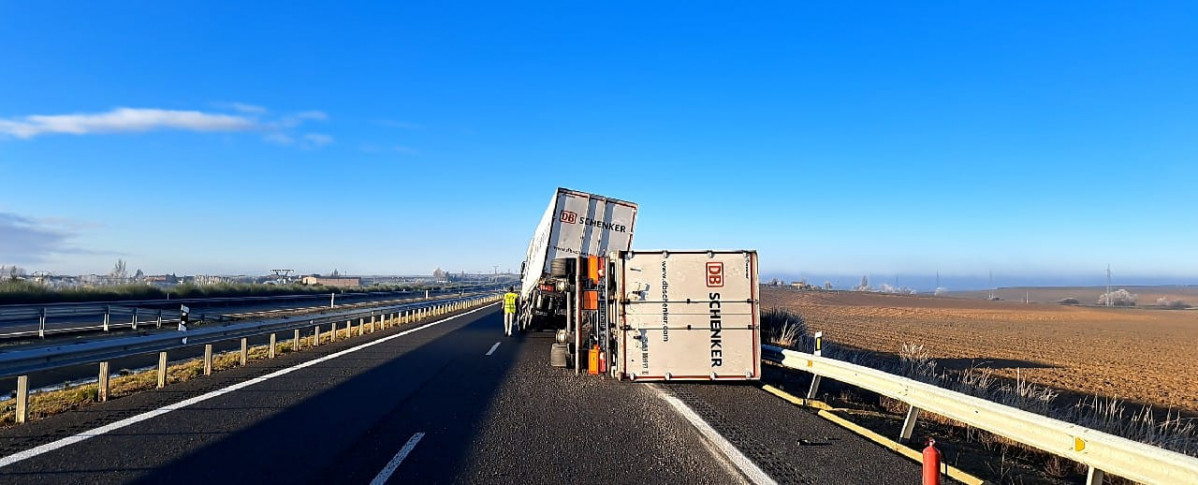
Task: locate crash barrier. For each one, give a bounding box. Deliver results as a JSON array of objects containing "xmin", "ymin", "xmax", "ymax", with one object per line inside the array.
[
  {"xmin": 2, "ymin": 294, "xmax": 504, "ymax": 424},
  {"xmin": 761, "ymin": 345, "xmax": 1198, "ymax": 485},
  {"xmin": 0, "ymin": 285, "xmax": 501, "ymax": 339}
]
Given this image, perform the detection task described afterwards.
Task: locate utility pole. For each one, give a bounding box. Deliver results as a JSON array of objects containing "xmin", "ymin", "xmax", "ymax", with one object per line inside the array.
[{"xmin": 989, "ymin": 271, "xmax": 995, "ymax": 301}]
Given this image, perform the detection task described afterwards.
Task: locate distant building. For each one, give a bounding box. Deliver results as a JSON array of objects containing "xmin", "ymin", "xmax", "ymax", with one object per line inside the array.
[{"xmin": 302, "ymin": 276, "xmax": 361, "ymax": 288}]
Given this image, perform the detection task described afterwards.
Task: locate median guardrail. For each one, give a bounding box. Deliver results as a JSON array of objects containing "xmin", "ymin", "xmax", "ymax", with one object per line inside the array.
[
  {"xmin": 762, "ymin": 345, "xmax": 1198, "ymax": 485},
  {"xmin": 2, "ymin": 293, "xmax": 503, "ymax": 424}
]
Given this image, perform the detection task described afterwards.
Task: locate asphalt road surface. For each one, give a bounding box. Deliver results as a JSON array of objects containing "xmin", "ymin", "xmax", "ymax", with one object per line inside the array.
[{"xmin": 0, "ymin": 305, "xmax": 926, "ymax": 484}]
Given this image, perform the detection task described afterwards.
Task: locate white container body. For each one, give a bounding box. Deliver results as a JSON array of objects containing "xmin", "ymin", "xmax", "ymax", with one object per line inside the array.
[
  {"xmin": 520, "ymin": 188, "xmax": 638, "ymax": 300},
  {"xmin": 614, "ymin": 250, "xmax": 761, "ymax": 381}
]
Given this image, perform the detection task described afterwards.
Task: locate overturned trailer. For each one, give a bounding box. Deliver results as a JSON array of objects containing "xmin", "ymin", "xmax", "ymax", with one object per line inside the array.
[
  {"xmin": 518, "ymin": 188, "xmax": 638, "ymax": 330},
  {"xmin": 554, "ymin": 250, "xmax": 762, "ymax": 382}
]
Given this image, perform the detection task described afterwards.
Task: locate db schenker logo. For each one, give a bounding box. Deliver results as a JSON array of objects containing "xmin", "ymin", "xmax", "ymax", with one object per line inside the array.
[
  {"xmin": 706, "ymin": 262, "xmax": 724, "ymax": 287},
  {"xmin": 560, "ymin": 211, "xmax": 578, "ymax": 224}
]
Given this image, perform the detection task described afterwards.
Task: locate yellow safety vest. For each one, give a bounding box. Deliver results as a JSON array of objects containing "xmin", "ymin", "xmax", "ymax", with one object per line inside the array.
[{"xmin": 503, "ymin": 293, "xmax": 518, "ymax": 313}]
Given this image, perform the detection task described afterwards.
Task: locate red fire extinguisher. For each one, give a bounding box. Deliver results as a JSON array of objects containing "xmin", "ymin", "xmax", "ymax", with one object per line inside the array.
[{"xmin": 923, "ymin": 438, "xmax": 941, "ymax": 485}]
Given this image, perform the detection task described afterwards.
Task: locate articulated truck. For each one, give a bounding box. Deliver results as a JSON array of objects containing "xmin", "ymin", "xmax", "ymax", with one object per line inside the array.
[{"xmin": 519, "ymin": 188, "xmax": 760, "ymax": 382}]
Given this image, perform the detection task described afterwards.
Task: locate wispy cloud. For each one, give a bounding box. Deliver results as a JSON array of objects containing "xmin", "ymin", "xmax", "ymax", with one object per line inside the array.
[
  {"xmin": 0, "ymin": 108, "xmax": 257, "ymax": 138},
  {"xmin": 0, "ymin": 213, "xmax": 108, "ymax": 263},
  {"xmin": 302, "ymin": 133, "xmax": 334, "ymax": 149},
  {"xmin": 228, "ymin": 102, "xmax": 268, "ymax": 114},
  {"xmin": 275, "ymin": 111, "xmax": 328, "ymax": 128},
  {"xmin": 0, "ymin": 106, "xmax": 334, "ymax": 150},
  {"xmin": 264, "ymin": 132, "xmax": 295, "ymax": 145}
]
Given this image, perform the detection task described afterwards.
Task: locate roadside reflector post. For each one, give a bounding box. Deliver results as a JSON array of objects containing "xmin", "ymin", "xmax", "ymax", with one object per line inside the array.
[
  {"xmin": 240, "ymin": 338, "xmax": 248, "ymax": 366},
  {"xmin": 806, "ymin": 331, "xmax": 823, "ymax": 399},
  {"xmin": 269, "ymin": 333, "xmax": 277, "ymax": 358},
  {"xmin": 103, "ymin": 305, "xmax": 111, "ymax": 332},
  {"xmin": 1086, "ymin": 467, "xmax": 1105, "ymax": 485},
  {"xmin": 330, "ymin": 292, "xmax": 336, "ymax": 308},
  {"xmin": 901, "ymin": 405, "xmax": 921, "ymax": 442},
  {"xmin": 38, "ymin": 308, "xmax": 47, "ymax": 339},
  {"xmin": 156, "ymin": 309, "xmax": 163, "ymax": 329},
  {"xmin": 15, "ymin": 375, "xmax": 28, "ymax": 424},
  {"xmin": 157, "ymin": 351, "xmax": 168, "ymax": 389},
  {"xmin": 131, "ymin": 308, "xmax": 139, "ymax": 331},
  {"xmin": 204, "ymin": 344, "xmax": 213, "ymax": 376},
  {"xmin": 98, "ymin": 362, "xmax": 110, "ymax": 402},
  {"xmin": 294, "ymin": 329, "xmax": 301, "ymax": 350}
]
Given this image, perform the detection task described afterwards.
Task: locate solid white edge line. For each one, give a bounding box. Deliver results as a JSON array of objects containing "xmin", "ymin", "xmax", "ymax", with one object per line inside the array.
[
  {"xmin": 369, "ymin": 432, "xmax": 426, "ymax": 485},
  {"xmin": 485, "ymin": 342, "xmax": 501, "ymax": 356},
  {"xmin": 651, "ymin": 385, "xmax": 778, "ymax": 485},
  {"xmin": 0, "ymin": 302, "xmax": 500, "ymax": 469}
]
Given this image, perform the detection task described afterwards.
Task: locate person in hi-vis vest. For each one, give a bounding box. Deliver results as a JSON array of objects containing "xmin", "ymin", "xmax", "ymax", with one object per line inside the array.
[{"xmin": 503, "ymin": 287, "xmax": 519, "ymax": 337}]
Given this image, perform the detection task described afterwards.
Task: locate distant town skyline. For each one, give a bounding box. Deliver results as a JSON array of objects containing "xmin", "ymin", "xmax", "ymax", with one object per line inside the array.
[{"xmin": 3, "ymin": 3, "xmax": 1196, "ymax": 283}]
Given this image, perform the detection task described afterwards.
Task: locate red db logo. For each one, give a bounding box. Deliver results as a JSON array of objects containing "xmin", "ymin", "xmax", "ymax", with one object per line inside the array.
[
  {"xmin": 706, "ymin": 262, "xmax": 724, "ymax": 287},
  {"xmin": 560, "ymin": 211, "xmax": 577, "ymax": 223}
]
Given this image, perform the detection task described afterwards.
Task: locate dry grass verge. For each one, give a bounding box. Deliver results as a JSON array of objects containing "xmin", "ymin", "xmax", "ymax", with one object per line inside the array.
[{"xmin": 0, "ymin": 314, "xmax": 428, "ymax": 427}]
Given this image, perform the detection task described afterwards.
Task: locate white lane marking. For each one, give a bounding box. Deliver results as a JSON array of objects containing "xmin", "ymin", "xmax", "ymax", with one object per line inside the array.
[
  {"xmin": 485, "ymin": 342, "xmax": 501, "ymax": 356},
  {"xmin": 0, "ymin": 303, "xmax": 500, "ymax": 469},
  {"xmin": 369, "ymin": 432, "xmax": 425, "ymax": 485},
  {"xmin": 651, "ymin": 385, "xmax": 778, "ymax": 485}
]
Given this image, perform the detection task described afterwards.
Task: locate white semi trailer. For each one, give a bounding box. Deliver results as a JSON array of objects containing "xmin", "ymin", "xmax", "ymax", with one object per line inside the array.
[{"xmin": 518, "ymin": 188, "xmax": 638, "ymax": 330}]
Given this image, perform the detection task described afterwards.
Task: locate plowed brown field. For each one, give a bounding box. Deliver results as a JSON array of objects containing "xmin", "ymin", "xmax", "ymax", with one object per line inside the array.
[{"xmin": 762, "ymin": 287, "xmax": 1198, "ymax": 413}]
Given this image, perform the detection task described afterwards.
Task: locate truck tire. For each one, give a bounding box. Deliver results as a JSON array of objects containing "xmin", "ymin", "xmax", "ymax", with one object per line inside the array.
[{"xmin": 550, "ymin": 258, "xmax": 572, "ymax": 277}]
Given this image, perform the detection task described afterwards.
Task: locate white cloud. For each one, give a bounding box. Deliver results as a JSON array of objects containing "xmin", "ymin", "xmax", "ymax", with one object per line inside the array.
[
  {"xmin": 275, "ymin": 110, "xmax": 328, "ymax": 128},
  {"xmin": 0, "ymin": 108, "xmax": 257, "ymax": 138},
  {"xmin": 229, "ymin": 102, "xmax": 268, "ymax": 114},
  {"xmin": 264, "ymin": 132, "xmax": 295, "ymax": 145},
  {"xmin": 303, "ymin": 133, "xmax": 334, "ymax": 148},
  {"xmin": 0, "ymin": 213, "xmax": 110, "ymax": 263}
]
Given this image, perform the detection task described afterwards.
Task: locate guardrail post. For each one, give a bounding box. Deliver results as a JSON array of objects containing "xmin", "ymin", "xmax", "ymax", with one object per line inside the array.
[
  {"xmin": 1086, "ymin": 467, "xmax": 1105, "ymax": 485},
  {"xmin": 39, "ymin": 307, "xmax": 46, "ymax": 339},
  {"xmin": 369, "ymin": 315, "xmax": 376, "ymax": 333},
  {"xmin": 314, "ymin": 325, "xmax": 321, "ymax": 347},
  {"xmin": 98, "ymin": 361, "xmax": 110, "ymax": 402},
  {"xmin": 157, "ymin": 351, "xmax": 168, "ymax": 388},
  {"xmin": 294, "ymin": 329, "xmax": 301, "ymax": 351},
  {"xmin": 204, "ymin": 345, "xmax": 213, "ymax": 376},
  {"xmin": 269, "ymin": 333, "xmax": 277, "ymax": 358},
  {"xmin": 103, "ymin": 305, "xmax": 111, "ymax": 332},
  {"xmin": 16, "ymin": 375, "xmax": 28, "ymax": 424},
  {"xmin": 900, "ymin": 405, "xmax": 921, "ymax": 442},
  {"xmin": 240, "ymin": 338, "xmax": 248, "ymax": 366},
  {"xmin": 358, "ymin": 317, "xmax": 365, "ymax": 336}
]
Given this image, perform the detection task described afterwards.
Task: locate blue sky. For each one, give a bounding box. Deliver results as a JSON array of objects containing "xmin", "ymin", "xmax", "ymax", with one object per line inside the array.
[{"xmin": 1, "ymin": 2, "xmax": 1195, "ymax": 288}]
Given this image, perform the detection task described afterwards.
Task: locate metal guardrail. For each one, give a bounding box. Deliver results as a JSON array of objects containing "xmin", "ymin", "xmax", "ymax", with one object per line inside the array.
[
  {"xmin": 761, "ymin": 345, "xmax": 1198, "ymax": 485},
  {"xmin": 0, "ymin": 285, "xmax": 502, "ymax": 339},
  {"xmin": 2, "ymin": 293, "xmax": 503, "ymax": 424}
]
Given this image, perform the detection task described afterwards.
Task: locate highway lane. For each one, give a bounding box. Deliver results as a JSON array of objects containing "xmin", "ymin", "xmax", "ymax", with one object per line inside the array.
[{"xmin": 0, "ymin": 305, "xmax": 929, "ymax": 484}]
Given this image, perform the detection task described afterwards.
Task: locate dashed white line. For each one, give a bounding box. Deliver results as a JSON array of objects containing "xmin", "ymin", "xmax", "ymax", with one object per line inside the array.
[
  {"xmin": 369, "ymin": 432, "xmax": 426, "ymax": 485},
  {"xmin": 0, "ymin": 303, "xmax": 500, "ymax": 470},
  {"xmin": 485, "ymin": 342, "xmax": 501, "ymax": 356},
  {"xmin": 651, "ymin": 385, "xmax": 778, "ymax": 485}
]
